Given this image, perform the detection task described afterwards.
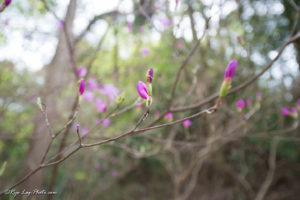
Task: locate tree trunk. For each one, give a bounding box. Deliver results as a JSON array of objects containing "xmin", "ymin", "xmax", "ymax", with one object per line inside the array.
[{"xmin": 19, "ymin": 0, "xmax": 77, "ymax": 195}]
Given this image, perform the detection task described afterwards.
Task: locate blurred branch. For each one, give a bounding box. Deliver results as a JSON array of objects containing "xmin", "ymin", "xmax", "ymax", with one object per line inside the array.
[
  {"xmin": 171, "ymin": 31, "xmax": 300, "ymax": 112},
  {"xmin": 254, "ymin": 137, "xmax": 279, "ymax": 200}
]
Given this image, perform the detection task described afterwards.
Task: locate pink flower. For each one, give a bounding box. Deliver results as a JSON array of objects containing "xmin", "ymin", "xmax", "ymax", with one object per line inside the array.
[
  {"xmin": 82, "ymin": 90, "xmax": 94, "ymax": 103},
  {"xmin": 136, "ymin": 101, "xmax": 143, "ymax": 109},
  {"xmin": 246, "ymin": 98, "xmax": 252, "ymax": 107},
  {"xmin": 281, "ymin": 107, "xmax": 290, "ymax": 116},
  {"xmin": 297, "ymin": 98, "xmax": 300, "ymax": 107},
  {"xmin": 137, "ymin": 81, "xmax": 149, "ymax": 99},
  {"xmin": 96, "ymin": 98, "xmax": 107, "ymax": 113},
  {"xmin": 99, "ymin": 84, "xmax": 120, "ymax": 103},
  {"xmin": 236, "ymin": 99, "xmax": 245, "ymax": 109},
  {"xmin": 102, "ymin": 118, "xmax": 110, "ymax": 127},
  {"xmin": 237, "ymin": 36, "xmax": 242, "ymax": 43},
  {"xmin": 146, "ymin": 68, "xmax": 153, "ymax": 84},
  {"xmin": 140, "ymin": 47, "xmax": 150, "ymax": 57},
  {"xmin": 224, "ymin": 60, "xmax": 237, "ymax": 80},
  {"xmin": 154, "ymin": 111, "xmax": 160, "ymax": 116},
  {"xmin": 95, "ymin": 162, "xmax": 102, "ymax": 170},
  {"xmin": 4, "ymin": 0, "xmax": 11, "ymax": 7},
  {"xmin": 78, "ymin": 79, "xmax": 85, "ymax": 96},
  {"xmin": 77, "ymin": 66, "xmax": 87, "ymax": 77},
  {"xmin": 111, "ymin": 170, "xmax": 118, "ymax": 177},
  {"xmin": 165, "ymin": 112, "xmax": 173, "ymax": 119},
  {"xmin": 81, "ymin": 127, "xmax": 89, "ymax": 136},
  {"xmin": 95, "ymin": 119, "xmax": 101, "ymax": 124},
  {"xmin": 159, "ymin": 17, "xmax": 172, "ymax": 27},
  {"xmin": 183, "ymin": 120, "xmax": 192, "ymax": 127},
  {"xmin": 139, "ymin": 26, "xmax": 144, "ymax": 33},
  {"xmin": 291, "ymin": 107, "xmax": 297, "ymax": 114},
  {"xmin": 176, "ymin": 40, "xmax": 184, "ymax": 49},
  {"xmin": 257, "ymin": 92, "xmax": 262, "ymax": 100},
  {"xmin": 3, "ymin": 19, "xmax": 9, "ymax": 26},
  {"xmin": 57, "ymin": 21, "xmax": 64, "ymax": 30},
  {"xmin": 88, "ymin": 79, "xmax": 99, "ymax": 90},
  {"xmin": 127, "ymin": 22, "xmax": 132, "ymax": 31}
]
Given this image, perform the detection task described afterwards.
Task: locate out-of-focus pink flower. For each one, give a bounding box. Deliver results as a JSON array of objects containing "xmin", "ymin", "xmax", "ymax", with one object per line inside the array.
[
  {"xmin": 4, "ymin": 0, "xmax": 12, "ymax": 7},
  {"xmin": 98, "ymin": 84, "xmax": 120, "ymax": 103},
  {"xmin": 81, "ymin": 127, "xmax": 89, "ymax": 136},
  {"xmin": 224, "ymin": 60, "xmax": 237, "ymax": 80},
  {"xmin": 146, "ymin": 68, "xmax": 153, "ymax": 84},
  {"xmin": 140, "ymin": 47, "xmax": 150, "ymax": 57},
  {"xmin": 3, "ymin": 19, "xmax": 9, "ymax": 26},
  {"xmin": 88, "ymin": 79, "xmax": 99, "ymax": 90},
  {"xmin": 78, "ymin": 79, "xmax": 85, "ymax": 96},
  {"xmin": 246, "ymin": 98, "xmax": 252, "ymax": 107},
  {"xmin": 281, "ymin": 107, "xmax": 290, "ymax": 116},
  {"xmin": 183, "ymin": 120, "xmax": 192, "ymax": 127},
  {"xmin": 257, "ymin": 92, "xmax": 262, "ymax": 100},
  {"xmin": 176, "ymin": 40, "xmax": 184, "ymax": 49},
  {"xmin": 165, "ymin": 112, "xmax": 173, "ymax": 119},
  {"xmin": 95, "ymin": 162, "xmax": 102, "ymax": 170},
  {"xmin": 139, "ymin": 26, "xmax": 144, "ymax": 33},
  {"xmin": 237, "ymin": 36, "xmax": 242, "ymax": 43},
  {"xmin": 236, "ymin": 99, "xmax": 245, "ymax": 109},
  {"xmin": 57, "ymin": 21, "xmax": 64, "ymax": 30},
  {"xmin": 127, "ymin": 22, "xmax": 132, "ymax": 31},
  {"xmin": 291, "ymin": 107, "xmax": 297, "ymax": 114},
  {"xmin": 159, "ymin": 17, "xmax": 172, "ymax": 27},
  {"xmin": 111, "ymin": 170, "xmax": 118, "ymax": 177},
  {"xmin": 297, "ymin": 98, "xmax": 300, "ymax": 107},
  {"xmin": 102, "ymin": 118, "xmax": 110, "ymax": 127},
  {"xmin": 137, "ymin": 81, "xmax": 149, "ymax": 99},
  {"xmin": 96, "ymin": 98, "xmax": 107, "ymax": 113},
  {"xmin": 154, "ymin": 111, "xmax": 160, "ymax": 116},
  {"xmin": 82, "ymin": 90, "xmax": 94, "ymax": 103},
  {"xmin": 77, "ymin": 66, "xmax": 87, "ymax": 77}
]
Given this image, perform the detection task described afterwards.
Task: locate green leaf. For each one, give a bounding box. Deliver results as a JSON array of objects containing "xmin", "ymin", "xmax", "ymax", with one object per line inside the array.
[{"xmin": 0, "ymin": 161, "xmax": 7, "ymax": 176}]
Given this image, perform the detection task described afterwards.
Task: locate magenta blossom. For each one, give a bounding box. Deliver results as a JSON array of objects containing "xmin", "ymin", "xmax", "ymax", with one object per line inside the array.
[
  {"xmin": 159, "ymin": 17, "xmax": 172, "ymax": 27},
  {"xmin": 99, "ymin": 84, "xmax": 120, "ymax": 103},
  {"xmin": 236, "ymin": 99, "xmax": 245, "ymax": 109},
  {"xmin": 111, "ymin": 170, "xmax": 118, "ymax": 177},
  {"xmin": 183, "ymin": 120, "xmax": 192, "ymax": 127},
  {"xmin": 257, "ymin": 92, "xmax": 262, "ymax": 100},
  {"xmin": 281, "ymin": 107, "xmax": 290, "ymax": 116},
  {"xmin": 176, "ymin": 40, "xmax": 184, "ymax": 49},
  {"xmin": 88, "ymin": 79, "xmax": 99, "ymax": 90},
  {"xmin": 78, "ymin": 79, "xmax": 85, "ymax": 95},
  {"xmin": 297, "ymin": 98, "xmax": 300, "ymax": 107},
  {"xmin": 224, "ymin": 60, "xmax": 237, "ymax": 80},
  {"xmin": 165, "ymin": 112, "xmax": 173, "ymax": 119},
  {"xmin": 82, "ymin": 90, "xmax": 94, "ymax": 103},
  {"xmin": 291, "ymin": 107, "xmax": 297, "ymax": 114},
  {"xmin": 139, "ymin": 26, "xmax": 144, "ymax": 33},
  {"xmin": 102, "ymin": 118, "xmax": 110, "ymax": 127},
  {"xmin": 81, "ymin": 128, "xmax": 89, "ymax": 136},
  {"xmin": 96, "ymin": 98, "xmax": 107, "ymax": 113},
  {"xmin": 246, "ymin": 98, "xmax": 252, "ymax": 107},
  {"xmin": 4, "ymin": 0, "xmax": 11, "ymax": 6},
  {"xmin": 95, "ymin": 162, "xmax": 102, "ymax": 170},
  {"xmin": 77, "ymin": 66, "xmax": 87, "ymax": 77},
  {"xmin": 237, "ymin": 36, "xmax": 242, "ymax": 43},
  {"xmin": 137, "ymin": 81, "xmax": 149, "ymax": 99},
  {"xmin": 146, "ymin": 68, "xmax": 153, "ymax": 84},
  {"xmin": 57, "ymin": 21, "xmax": 64, "ymax": 30},
  {"xmin": 127, "ymin": 22, "xmax": 132, "ymax": 31},
  {"xmin": 140, "ymin": 47, "xmax": 150, "ymax": 57}
]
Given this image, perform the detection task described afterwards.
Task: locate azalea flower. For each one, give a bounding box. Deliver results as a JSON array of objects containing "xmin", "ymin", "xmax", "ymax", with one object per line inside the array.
[
  {"xmin": 99, "ymin": 84, "xmax": 120, "ymax": 103},
  {"xmin": 183, "ymin": 120, "xmax": 192, "ymax": 127},
  {"xmin": 102, "ymin": 118, "xmax": 110, "ymax": 127},
  {"xmin": 236, "ymin": 99, "xmax": 245, "ymax": 112},
  {"xmin": 219, "ymin": 60, "xmax": 238, "ymax": 98},
  {"xmin": 77, "ymin": 66, "xmax": 87, "ymax": 77},
  {"xmin": 140, "ymin": 47, "xmax": 150, "ymax": 57},
  {"xmin": 82, "ymin": 90, "xmax": 94, "ymax": 103},
  {"xmin": 78, "ymin": 79, "xmax": 85, "ymax": 96},
  {"xmin": 88, "ymin": 79, "xmax": 99, "ymax": 90},
  {"xmin": 96, "ymin": 98, "xmax": 107, "ymax": 113},
  {"xmin": 136, "ymin": 81, "xmax": 149, "ymax": 99},
  {"xmin": 281, "ymin": 107, "xmax": 290, "ymax": 116},
  {"xmin": 165, "ymin": 112, "xmax": 173, "ymax": 119}
]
